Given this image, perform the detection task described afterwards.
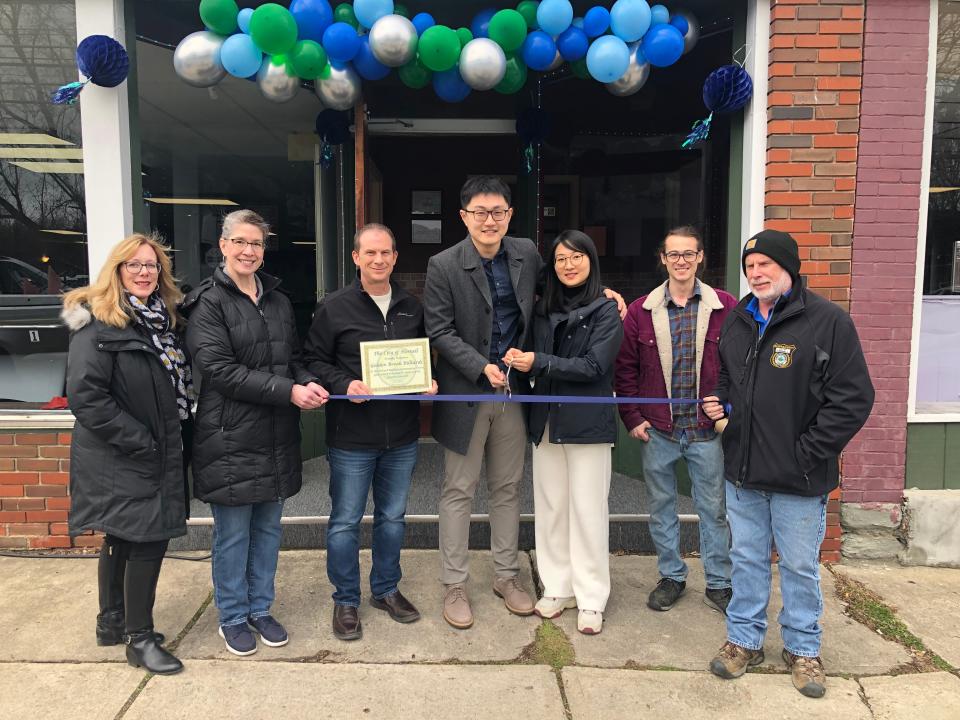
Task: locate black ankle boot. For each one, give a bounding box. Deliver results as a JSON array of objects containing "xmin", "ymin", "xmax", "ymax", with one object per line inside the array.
[
  {"xmin": 125, "ymin": 631, "xmax": 183, "ymax": 675},
  {"xmin": 97, "ymin": 611, "xmax": 165, "ymax": 646}
]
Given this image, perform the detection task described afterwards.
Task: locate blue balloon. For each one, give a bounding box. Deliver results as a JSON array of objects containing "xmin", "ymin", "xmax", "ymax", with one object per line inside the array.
[
  {"xmin": 290, "ymin": 0, "xmax": 334, "ymax": 43},
  {"xmin": 582, "ymin": 7, "xmax": 610, "ymax": 38},
  {"xmin": 470, "ymin": 8, "xmax": 496, "ymax": 38},
  {"xmin": 557, "ymin": 26, "xmax": 589, "ymax": 61},
  {"xmin": 650, "ymin": 4, "xmax": 669, "ymax": 26},
  {"xmin": 522, "ymin": 30, "xmax": 558, "ymax": 71},
  {"xmin": 221, "ymin": 33, "xmax": 263, "ymax": 78},
  {"xmin": 237, "ymin": 7, "xmax": 254, "ymax": 34},
  {"xmin": 610, "ymin": 0, "xmax": 652, "ymax": 42},
  {"xmin": 537, "ymin": 0, "xmax": 574, "ymax": 36},
  {"xmin": 354, "ymin": 0, "xmax": 393, "ymax": 29},
  {"xmin": 411, "ymin": 12, "xmax": 435, "ymax": 35},
  {"xmin": 586, "ymin": 35, "xmax": 630, "ymax": 82},
  {"xmin": 433, "ymin": 67, "xmax": 471, "ymax": 102},
  {"xmin": 641, "ymin": 23, "xmax": 684, "ymax": 67},
  {"xmin": 670, "ymin": 15, "xmax": 689, "ymax": 36},
  {"xmin": 323, "ymin": 21, "xmax": 362, "ymax": 62},
  {"xmin": 353, "ymin": 34, "xmax": 390, "ymax": 80}
]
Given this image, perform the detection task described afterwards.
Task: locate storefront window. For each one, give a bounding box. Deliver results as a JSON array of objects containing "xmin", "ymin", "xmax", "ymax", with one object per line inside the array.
[
  {"xmin": 0, "ymin": 1, "xmax": 85, "ymax": 406},
  {"xmin": 916, "ymin": 0, "xmax": 960, "ymax": 413}
]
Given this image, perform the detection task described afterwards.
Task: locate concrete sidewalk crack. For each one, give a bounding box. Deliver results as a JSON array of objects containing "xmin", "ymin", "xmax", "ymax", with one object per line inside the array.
[{"xmin": 855, "ymin": 677, "xmax": 876, "ymax": 719}]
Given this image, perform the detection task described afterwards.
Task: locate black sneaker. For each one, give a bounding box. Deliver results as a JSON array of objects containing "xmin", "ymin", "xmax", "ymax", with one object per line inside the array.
[
  {"xmin": 704, "ymin": 587, "xmax": 733, "ymax": 614},
  {"xmin": 247, "ymin": 615, "xmax": 289, "ymax": 647},
  {"xmin": 647, "ymin": 578, "xmax": 686, "ymax": 611},
  {"xmin": 218, "ymin": 623, "xmax": 257, "ymax": 656}
]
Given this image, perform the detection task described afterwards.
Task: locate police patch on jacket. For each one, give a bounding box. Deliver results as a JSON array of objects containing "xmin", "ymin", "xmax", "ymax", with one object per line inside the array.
[{"xmin": 770, "ymin": 343, "xmax": 796, "ymax": 369}]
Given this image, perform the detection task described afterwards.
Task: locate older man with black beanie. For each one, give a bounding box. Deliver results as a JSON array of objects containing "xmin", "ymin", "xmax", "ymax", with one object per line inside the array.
[{"xmin": 702, "ymin": 230, "xmax": 874, "ymax": 699}]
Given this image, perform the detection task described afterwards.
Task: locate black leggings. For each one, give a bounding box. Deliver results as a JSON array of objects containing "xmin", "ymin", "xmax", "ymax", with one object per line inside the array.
[{"xmin": 104, "ymin": 535, "xmax": 168, "ymax": 561}]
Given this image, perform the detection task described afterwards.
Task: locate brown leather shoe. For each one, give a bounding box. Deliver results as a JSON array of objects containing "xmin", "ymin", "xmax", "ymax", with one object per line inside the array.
[
  {"xmin": 370, "ymin": 590, "xmax": 421, "ymax": 624},
  {"xmin": 442, "ymin": 584, "xmax": 473, "ymax": 629},
  {"xmin": 782, "ymin": 650, "xmax": 827, "ymax": 698},
  {"xmin": 493, "ymin": 576, "xmax": 535, "ymax": 616},
  {"xmin": 332, "ymin": 604, "xmax": 362, "ymax": 641},
  {"xmin": 709, "ymin": 641, "xmax": 764, "ymax": 679}
]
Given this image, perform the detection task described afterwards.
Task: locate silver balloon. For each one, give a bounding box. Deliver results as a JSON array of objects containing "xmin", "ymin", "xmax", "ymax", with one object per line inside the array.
[
  {"xmin": 606, "ymin": 42, "xmax": 650, "ymax": 97},
  {"xmin": 257, "ymin": 57, "xmax": 300, "ymax": 103},
  {"xmin": 458, "ymin": 38, "xmax": 506, "ymax": 91},
  {"xmin": 314, "ymin": 63, "xmax": 362, "ymax": 111},
  {"xmin": 369, "ymin": 14, "xmax": 418, "ymax": 68},
  {"xmin": 173, "ymin": 30, "xmax": 227, "ymax": 88},
  {"xmin": 674, "ymin": 10, "xmax": 700, "ymax": 55},
  {"xmin": 547, "ymin": 49, "xmax": 564, "ymax": 72}
]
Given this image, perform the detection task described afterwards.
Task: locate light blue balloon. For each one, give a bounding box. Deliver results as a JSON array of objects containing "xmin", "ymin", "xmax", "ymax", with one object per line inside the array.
[
  {"xmin": 354, "ymin": 0, "xmax": 394, "ymax": 29},
  {"xmin": 650, "ymin": 4, "xmax": 669, "ymax": 26},
  {"xmin": 572, "ymin": 16, "xmax": 584, "ymax": 29},
  {"xmin": 610, "ymin": 0, "xmax": 652, "ymax": 42},
  {"xmin": 537, "ymin": 0, "xmax": 574, "ymax": 36},
  {"xmin": 586, "ymin": 34, "xmax": 630, "ymax": 82},
  {"xmin": 237, "ymin": 7, "xmax": 254, "ymax": 34},
  {"xmin": 221, "ymin": 33, "xmax": 263, "ymax": 78}
]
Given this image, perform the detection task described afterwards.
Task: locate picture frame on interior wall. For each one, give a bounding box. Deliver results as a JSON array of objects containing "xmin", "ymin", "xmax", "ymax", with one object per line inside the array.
[
  {"xmin": 412, "ymin": 219, "xmax": 441, "ymax": 244},
  {"xmin": 411, "ymin": 190, "xmax": 441, "ymax": 216}
]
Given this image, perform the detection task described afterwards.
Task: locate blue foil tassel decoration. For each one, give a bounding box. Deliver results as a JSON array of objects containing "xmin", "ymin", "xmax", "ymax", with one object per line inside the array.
[
  {"xmin": 683, "ymin": 63, "xmax": 753, "ymax": 149},
  {"xmin": 51, "ymin": 35, "xmax": 129, "ymax": 105}
]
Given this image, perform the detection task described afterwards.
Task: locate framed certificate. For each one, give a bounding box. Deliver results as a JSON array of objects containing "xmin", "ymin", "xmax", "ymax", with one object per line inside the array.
[{"xmin": 360, "ymin": 338, "xmax": 432, "ymax": 395}]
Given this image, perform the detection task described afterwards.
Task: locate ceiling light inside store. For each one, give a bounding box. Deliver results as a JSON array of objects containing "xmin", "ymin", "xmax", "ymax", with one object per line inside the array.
[
  {"xmin": 10, "ymin": 161, "xmax": 83, "ymax": 174},
  {"xmin": 146, "ymin": 198, "xmax": 238, "ymax": 206},
  {"xmin": 292, "ymin": 242, "xmax": 316, "ymax": 245},
  {"xmin": 0, "ymin": 148, "xmax": 83, "ymax": 160},
  {"xmin": 0, "ymin": 133, "xmax": 73, "ymax": 145},
  {"xmin": 930, "ymin": 187, "xmax": 959, "ymax": 193},
  {"xmin": 40, "ymin": 230, "xmax": 85, "ymax": 236}
]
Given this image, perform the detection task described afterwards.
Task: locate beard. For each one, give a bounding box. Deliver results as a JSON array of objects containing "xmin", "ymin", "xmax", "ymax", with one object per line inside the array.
[{"xmin": 751, "ymin": 272, "xmax": 793, "ymax": 304}]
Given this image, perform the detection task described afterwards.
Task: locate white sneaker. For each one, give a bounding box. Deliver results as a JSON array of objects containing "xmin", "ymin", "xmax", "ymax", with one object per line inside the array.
[
  {"xmin": 534, "ymin": 596, "xmax": 577, "ymax": 619},
  {"xmin": 578, "ymin": 610, "xmax": 603, "ymax": 635}
]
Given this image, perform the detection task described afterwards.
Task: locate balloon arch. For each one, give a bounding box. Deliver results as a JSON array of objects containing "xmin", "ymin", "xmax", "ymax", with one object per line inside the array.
[{"xmin": 174, "ymin": 0, "xmax": 702, "ymax": 108}]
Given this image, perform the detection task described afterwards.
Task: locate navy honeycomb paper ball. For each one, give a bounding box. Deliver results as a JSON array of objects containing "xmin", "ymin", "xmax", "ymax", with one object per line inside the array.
[
  {"xmin": 76, "ymin": 35, "xmax": 130, "ymax": 88},
  {"xmin": 702, "ymin": 64, "xmax": 753, "ymax": 115}
]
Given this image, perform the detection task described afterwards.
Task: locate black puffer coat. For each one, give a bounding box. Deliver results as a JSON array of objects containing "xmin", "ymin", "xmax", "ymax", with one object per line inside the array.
[
  {"xmin": 64, "ymin": 304, "xmax": 187, "ymax": 542},
  {"xmin": 183, "ymin": 268, "xmax": 313, "ymax": 506}
]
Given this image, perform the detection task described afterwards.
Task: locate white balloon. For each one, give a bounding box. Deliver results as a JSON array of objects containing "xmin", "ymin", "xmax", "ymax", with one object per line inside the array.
[
  {"xmin": 257, "ymin": 57, "xmax": 300, "ymax": 103},
  {"xmin": 606, "ymin": 41, "xmax": 649, "ymax": 97},
  {"xmin": 369, "ymin": 14, "xmax": 418, "ymax": 67},
  {"xmin": 458, "ymin": 38, "xmax": 506, "ymax": 91},
  {"xmin": 675, "ymin": 10, "xmax": 700, "ymax": 55},
  {"xmin": 547, "ymin": 49, "xmax": 564, "ymax": 71},
  {"xmin": 173, "ymin": 31, "xmax": 227, "ymax": 88},
  {"xmin": 314, "ymin": 63, "xmax": 362, "ymax": 111}
]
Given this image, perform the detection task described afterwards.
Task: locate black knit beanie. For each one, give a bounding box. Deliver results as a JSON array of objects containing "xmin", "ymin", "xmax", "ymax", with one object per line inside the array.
[{"xmin": 741, "ymin": 229, "xmax": 801, "ymax": 281}]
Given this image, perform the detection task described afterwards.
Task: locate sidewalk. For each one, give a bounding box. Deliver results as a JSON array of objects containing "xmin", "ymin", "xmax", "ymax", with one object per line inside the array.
[{"xmin": 2, "ymin": 550, "xmax": 958, "ymax": 719}]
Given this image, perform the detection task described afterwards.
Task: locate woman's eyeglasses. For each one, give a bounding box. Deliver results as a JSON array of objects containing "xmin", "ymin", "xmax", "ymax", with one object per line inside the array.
[
  {"xmin": 229, "ymin": 238, "xmax": 266, "ymax": 250},
  {"xmin": 123, "ymin": 261, "xmax": 160, "ymax": 274},
  {"xmin": 555, "ymin": 253, "xmax": 586, "ymax": 267}
]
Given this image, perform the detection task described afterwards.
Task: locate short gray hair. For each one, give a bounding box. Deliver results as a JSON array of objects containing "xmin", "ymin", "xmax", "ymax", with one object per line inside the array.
[
  {"xmin": 353, "ymin": 222, "xmax": 396, "ymax": 252},
  {"xmin": 221, "ymin": 209, "xmax": 269, "ymax": 242}
]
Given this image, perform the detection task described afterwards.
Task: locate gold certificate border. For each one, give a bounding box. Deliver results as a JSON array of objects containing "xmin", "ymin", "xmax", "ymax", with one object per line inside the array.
[{"xmin": 359, "ymin": 337, "xmax": 432, "ymax": 396}]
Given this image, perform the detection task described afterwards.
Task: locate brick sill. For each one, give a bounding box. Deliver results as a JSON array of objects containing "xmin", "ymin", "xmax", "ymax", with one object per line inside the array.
[{"xmin": 0, "ymin": 411, "xmax": 75, "ymax": 431}]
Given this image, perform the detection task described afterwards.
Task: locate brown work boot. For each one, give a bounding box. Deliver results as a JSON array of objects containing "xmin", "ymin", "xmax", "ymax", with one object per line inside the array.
[
  {"xmin": 442, "ymin": 584, "xmax": 473, "ymax": 629},
  {"xmin": 492, "ymin": 575, "xmax": 535, "ymax": 616},
  {"xmin": 709, "ymin": 641, "xmax": 765, "ymax": 679},
  {"xmin": 782, "ymin": 650, "xmax": 827, "ymax": 698}
]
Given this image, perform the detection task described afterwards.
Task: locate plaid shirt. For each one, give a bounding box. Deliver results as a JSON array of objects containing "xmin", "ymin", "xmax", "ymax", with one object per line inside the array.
[{"xmin": 665, "ymin": 282, "xmax": 715, "ymax": 441}]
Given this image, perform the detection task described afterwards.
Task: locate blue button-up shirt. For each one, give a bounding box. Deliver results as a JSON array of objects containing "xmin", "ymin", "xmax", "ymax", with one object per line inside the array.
[{"xmin": 481, "ymin": 247, "xmax": 521, "ymax": 369}]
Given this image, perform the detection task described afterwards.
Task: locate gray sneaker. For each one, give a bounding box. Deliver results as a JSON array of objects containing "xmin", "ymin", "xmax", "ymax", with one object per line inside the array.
[
  {"xmin": 782, "ymin": 650, "xmax": 827, "ymax": 698},
  {"xmin": 647, "ymin": 578, "xmax": 685, "ymax": 611}
]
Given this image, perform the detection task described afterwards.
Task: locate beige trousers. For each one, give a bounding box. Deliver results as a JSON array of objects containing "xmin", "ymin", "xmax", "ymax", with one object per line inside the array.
[
  {"xmin": 439, "ymin": 402, "xmax": 526, "ymax": 585},
  {"xmin": 532, "ymin": 431, "xmax": 612, "ymax": 612}
]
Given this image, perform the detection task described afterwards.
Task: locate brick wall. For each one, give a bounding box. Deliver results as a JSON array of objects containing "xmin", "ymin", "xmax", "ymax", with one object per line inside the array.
[
  {"xmin": 844, "ymin": 0, "xmax": 929, "ymax": 505},
  {"xmin": 0, "ymin": 431, "xmax": 100, "ymax": 550}
]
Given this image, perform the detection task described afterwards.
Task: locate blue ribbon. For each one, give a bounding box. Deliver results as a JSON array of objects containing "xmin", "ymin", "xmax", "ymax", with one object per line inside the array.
[{"xmin": 328, "ymin": 394, "xmax": 702, "ymax": 405}]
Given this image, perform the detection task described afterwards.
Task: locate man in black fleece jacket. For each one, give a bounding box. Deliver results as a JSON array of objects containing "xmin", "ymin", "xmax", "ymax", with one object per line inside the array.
[{"xmin": 702, "ymin": 230, "xmax": 874, "ymax": 699}]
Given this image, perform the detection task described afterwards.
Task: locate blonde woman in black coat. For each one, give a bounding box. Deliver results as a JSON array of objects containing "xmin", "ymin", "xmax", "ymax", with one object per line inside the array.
[{"xmin": 63, "ymin": 233, "xmax": 193, "ymax": 675}]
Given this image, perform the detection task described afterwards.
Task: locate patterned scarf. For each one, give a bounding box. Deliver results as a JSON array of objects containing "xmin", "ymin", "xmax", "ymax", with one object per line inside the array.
[{"xmin": 129, "ymin": 293, "xmax": 195, "ymax": 420}]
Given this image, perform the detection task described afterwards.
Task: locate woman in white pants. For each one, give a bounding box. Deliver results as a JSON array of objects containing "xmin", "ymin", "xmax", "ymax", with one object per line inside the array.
[{"xmin": 504, "ymin": 230, "xmax": 623, "ymax": 634}]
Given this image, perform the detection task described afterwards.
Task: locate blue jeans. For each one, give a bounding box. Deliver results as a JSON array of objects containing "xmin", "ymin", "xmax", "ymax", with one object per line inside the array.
[
  {"xmin": 725, "ymin": 484, "xmax": 828, "ymax": 657},
  {"xmin": 326, "ymin": 441, "xmax": 418, "ymax": 607},
  {"xmin": 641, "ymin": 429, "xmax": 731, "ymax": 589},
  {"xmin": 210, "ymin": 500, "xmax": 284, "ymax": 627}
]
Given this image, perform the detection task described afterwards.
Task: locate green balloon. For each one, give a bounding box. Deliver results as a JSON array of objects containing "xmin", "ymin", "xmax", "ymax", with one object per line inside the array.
[
  {"xmin": 399, "ymin": 58, "xmax": 431, "ymax": 89},
  {"xmin": 570, "ymin": 58, "xmax": 590, "ymax": 79},
  {"xmin": 334, "ymin": 3, "xmax": 359, "ymax": 29},
  {"xmin": 199, "ymin": 0, "xmax": 238, "ymax": 35},
  {"xmin": 250, "ymin": 3, "xmax": 298, "ymax": 55},
  {"xmin": 488, "ymin": 9, "xmax": 527, "ymax": 53},
  {"xmin": 456, "ymin": 27, "xmax": 473, "ymax": 48},
  {"xmin": 418, "ymin": 25, "xmax": 460, "ymax": 72},
  {"xmin": 394, "ymin": 3, "xmax": 409, "ymax": 18},
  {"xmin": 495, "ymin": 54, "xmax": 528, "ymax": 94},
  {"xmin": 290, "ymin": 40, "xmax": 328, "ymax": 79},
  {"xmin": 516, "ymin": 1, "xmax": 540, "ymax": 30},
  {"xmin": 318, "ymin": 63, "xmax": 333, "ymax": 80}
]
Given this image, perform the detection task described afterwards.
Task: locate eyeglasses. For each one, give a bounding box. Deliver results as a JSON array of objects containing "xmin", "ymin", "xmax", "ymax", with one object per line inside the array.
[
  {"xmin": 228, "ymin": 238, "xmax": 265, "ymax": 251},
  {"xmin": 555, "ymin": 252, "xmax": 586, "ymax": 267},
  {"xmin": 123, "ymin": 261, "xmax": 161, "ymax": 274},
  {"xmin": 663, "ymin": 250, "xmax": 701, "ymax": 263},
  {"xmin": 463, "ymin": 209, "xmax": 509, "ymax": 222}
]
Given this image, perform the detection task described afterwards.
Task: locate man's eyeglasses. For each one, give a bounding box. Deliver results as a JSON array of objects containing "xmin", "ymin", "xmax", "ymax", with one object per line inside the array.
[
  {"xmin": 663, "ymin": 250, "xmax": 701, "ymax": 263},
  {"xmin": 123, "ymin": 261, "xmax": 161, "ymax": 274},
  {"xmin": 555, "ymin": 252, "xmax": 586, "ymax": 267},
  {"xmin": 463, "ymin": 209, "xmax": 509, "ymax": 222},
  {"xmin": 229, "ymin": 238, "xmax": 266, "ymax": 250}
]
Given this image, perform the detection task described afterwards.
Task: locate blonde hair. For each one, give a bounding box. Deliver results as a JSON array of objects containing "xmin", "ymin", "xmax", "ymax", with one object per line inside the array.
[{"xmin": 63, "ymin": 233, "xmax": 183, "ymax": 329}]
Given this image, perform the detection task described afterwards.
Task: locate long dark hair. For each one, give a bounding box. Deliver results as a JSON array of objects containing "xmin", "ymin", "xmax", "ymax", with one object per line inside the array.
[{"xmin": 541, "ymin": 230, "xmax": 603, "ymax": 314}]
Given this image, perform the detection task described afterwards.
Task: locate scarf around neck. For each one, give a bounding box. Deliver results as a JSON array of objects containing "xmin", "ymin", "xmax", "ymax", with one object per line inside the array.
[{"xmin": 128, "ymin": 293, "xmax": 194, "ymax": 420}]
